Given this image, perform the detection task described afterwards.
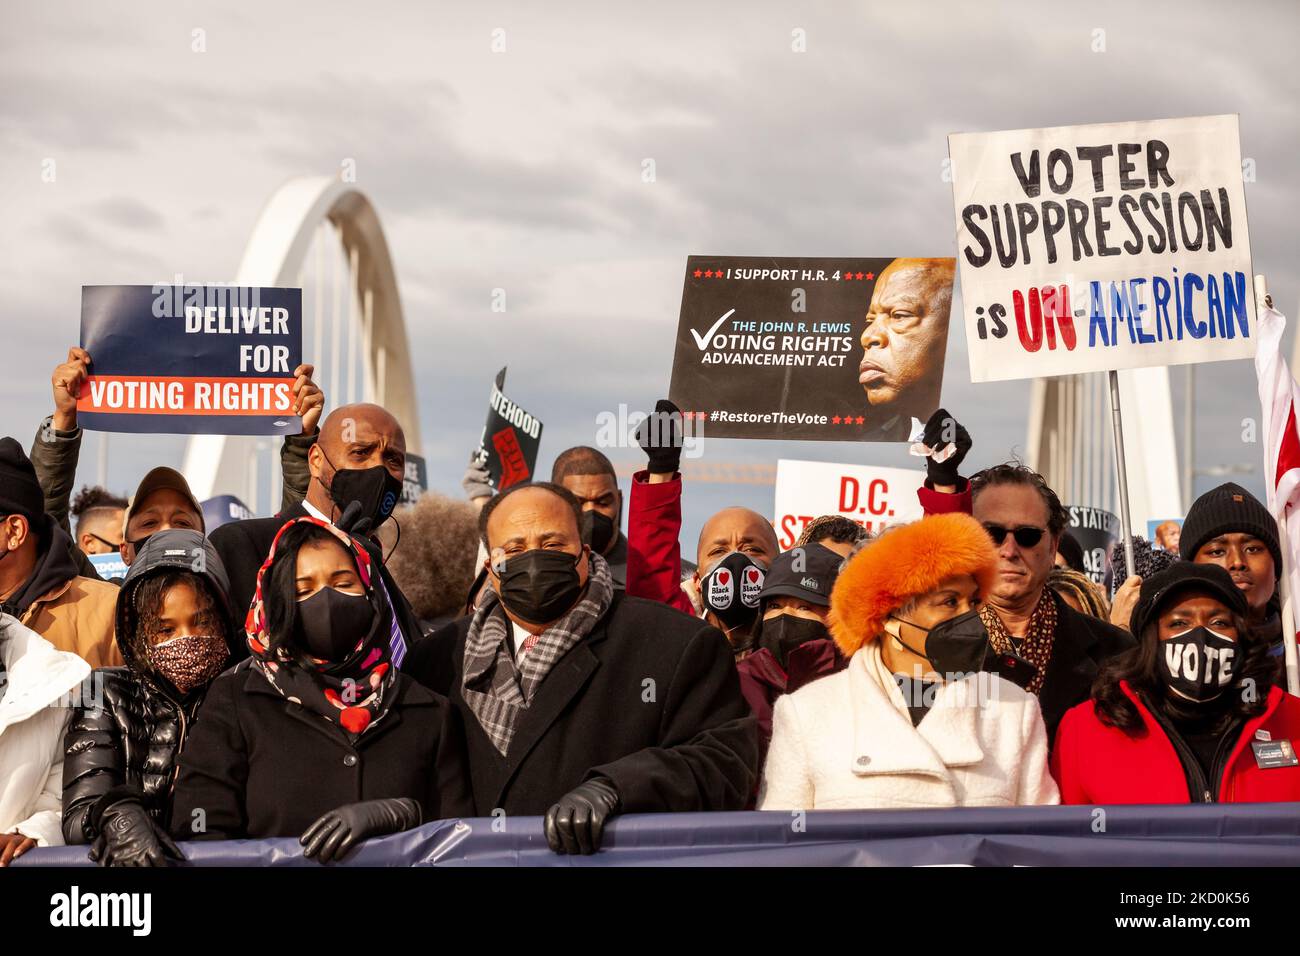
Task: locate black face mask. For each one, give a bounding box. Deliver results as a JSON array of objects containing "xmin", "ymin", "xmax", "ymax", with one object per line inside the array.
[
  {"xmin": 761, "ymin": 613, "xmax": 828, "ymax": 669},
  {"xmin": 496, "ymin": 549, "xmax": 586, "ymax": 625},
  {"xmin": 701, "ymin": 551, "xmax": 766, "ymax": 630},
  {"xmin": 891, "ymin": 607, "xmax": 1036, "ymax": 687},
  {"xmin": 323, "ymin": 452, "xmax": 402, "ymax": 534},
  {"xmin": 581, "ymin": 510, "xmax": 616, "ymax": 554},
  {"xmin": 294, "ymin": 587, "xmax": 377, "ymax": 662},
  {"xmin": 1159, "ymin": 626, "xmax": 1237, "ymax": 704}
]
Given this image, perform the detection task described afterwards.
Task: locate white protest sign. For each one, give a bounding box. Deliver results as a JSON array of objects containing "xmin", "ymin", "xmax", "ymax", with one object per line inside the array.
[
  {"xmin": 948, "ymin": 114, "xmax": 1255, "ymax": 382},
  {"xmin": 774, "ymin": 459, "xmax": 925, "ymax": 548}
]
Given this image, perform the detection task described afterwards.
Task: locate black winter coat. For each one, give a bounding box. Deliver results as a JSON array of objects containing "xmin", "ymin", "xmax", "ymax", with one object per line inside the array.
[
  {"xmin": 404, "ymin": 592, "xmax": 759, "ymax": 817},
  {"xmin": 168, "ymin": 662, "xmax": 473, "ymax": 841},
  {"xmin": 61, "ymin": 529, "xmax": 239, "ymax": 844},
  {"xmin": 61, "ymin": 668, "xmax": 206, "ymax": 843},
  {"xmin": 209, "ymin": 503, "xmax": 425, "ymax": 664},
  {"xmin": 1037, "ymin": 590, "xmax": 1136, "ymax": 744}
]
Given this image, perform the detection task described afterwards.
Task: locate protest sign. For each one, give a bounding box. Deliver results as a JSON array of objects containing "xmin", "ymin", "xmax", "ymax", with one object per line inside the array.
[
  {"xmin": 87, "ymin": 551, "xmax": 128, "ymax": 583},
  {"xmin": 201, "ymin": 495, "xmax": 254, "ymax": 531},
  {"xmin": 401, "ymin": 453, "xmax": 428, "ymax": 507},
  {"xmin": 1066, "ymin": 505, "xmax": 1121, "ymax": 588},
  {"xmin": 77, "ymin": 285, "xmax": 303, "ymax": 435},
  {"xmin": 477, "ymin": 367, "xmax": 543, "ymax": 492},
  {"xmin": 668, "ymin": 256, "xmax": 956, "ymax": 442},
  {"xmin": 1148, "ymin": 517, "xmax": 1184, "ymax": 552},
  {"xmin": 774, "ymin": 459, "xmax": 925, "ymax": 547},
  {"xmin": 949, "ymin": 114, "xmax": 1256, "ymax": 382}
]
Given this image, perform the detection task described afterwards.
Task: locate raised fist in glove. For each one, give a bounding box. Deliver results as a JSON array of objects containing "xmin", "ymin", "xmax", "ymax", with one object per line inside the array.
[
  {"xmin": 920, "ymin": 408, "xmax": 972, "ymax": 488},
  {"xmin": 300, "ymin": 797, "xmax": 421, "ymax": 864},
  {"xmin": 89, "ymin": 799, "xmax": 185, "ymax": 867},
  {"xmin": 635, "ymin": 399, "xmax": 684, "ymax": 477},
  {"xmin": 544, "ymin": 778, "xmax": 621, "ymax": 855}
]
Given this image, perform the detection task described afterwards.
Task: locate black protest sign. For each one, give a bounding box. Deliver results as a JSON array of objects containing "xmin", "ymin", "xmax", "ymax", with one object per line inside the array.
[
  {"xmin": 78, "ymin": 285, "xmax": 303, "ymax": 436},
  {"xmin": 1067, "ymin": 505, "xmax": 1120, "ymax": 588},
  {"xmin": 401, "ymin": 453, "xmax": 428, "ymax": 507},
  {"xmin": 478, "ymin": 367, "xmax": 543, "ymax": 492},
  {"xmin": 668, "ymin": 256, "xmax": 956, "ymax": 441}
]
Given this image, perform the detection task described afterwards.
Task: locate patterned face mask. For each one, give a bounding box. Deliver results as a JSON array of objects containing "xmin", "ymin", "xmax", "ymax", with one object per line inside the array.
[{"xmin": 147, "ymin": 633, "xmax": 229, "ymax": 694}]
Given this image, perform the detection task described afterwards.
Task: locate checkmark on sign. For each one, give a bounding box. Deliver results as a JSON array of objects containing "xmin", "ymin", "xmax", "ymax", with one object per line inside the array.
[{"xmin": 691, "ymin": 309, "xmax": 736, "ymax": 351}]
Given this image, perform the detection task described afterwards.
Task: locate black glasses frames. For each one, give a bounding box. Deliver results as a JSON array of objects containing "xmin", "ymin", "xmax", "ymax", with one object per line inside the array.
[{"xmin": 983, "ymin": 524, "xmax": 1047, "ymax": 549}]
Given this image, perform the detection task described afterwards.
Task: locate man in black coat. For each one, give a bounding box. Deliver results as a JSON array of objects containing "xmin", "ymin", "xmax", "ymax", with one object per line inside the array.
[
  {"xmin": 404, "ymin": 481, "xmax": 757, "ymax": 855},
  {"xmin": 970, "ymin": 462, "xmax": 1135, "ymax": 743},
  {"xmin": 209, "ymin": 402, "xmax": 423, "ymax": 663}
]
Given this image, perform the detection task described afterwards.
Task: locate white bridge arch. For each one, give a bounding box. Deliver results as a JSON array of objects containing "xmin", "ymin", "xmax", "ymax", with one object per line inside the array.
[
  {"xmin": 1025, "ymin": 368, "xmax": 1183, "ymax": 534},
  {"xmin": 182, "ymin": 177, "xmax": 422, "ymax": 509}
]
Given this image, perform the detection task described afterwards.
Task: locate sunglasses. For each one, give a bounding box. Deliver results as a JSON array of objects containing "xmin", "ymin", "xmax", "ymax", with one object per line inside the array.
[{"xmin": 983, "ymin": 524, "xmax": 1047, "ymax": 549}]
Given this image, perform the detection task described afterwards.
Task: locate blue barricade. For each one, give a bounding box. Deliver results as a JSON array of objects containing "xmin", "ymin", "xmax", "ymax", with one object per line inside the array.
[{"xmin": 16, "ymin": 803, "xmax": 1300, "ymax": 866}]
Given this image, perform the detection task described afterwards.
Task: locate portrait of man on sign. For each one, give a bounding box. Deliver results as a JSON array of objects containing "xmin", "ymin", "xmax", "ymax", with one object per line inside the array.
[{"xmin": 858, "ymin": 257, "xmax": 956, "ymax": 441}]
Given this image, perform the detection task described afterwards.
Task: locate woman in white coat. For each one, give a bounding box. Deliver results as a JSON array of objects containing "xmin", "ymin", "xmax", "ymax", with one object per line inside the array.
[
  {"xmin": 758, "ymin": 513, "xmax": 1059, "ymax": 811},
  {"xmin": 0, "ymin": 612, "xmax": 91, "ymax": 864}
]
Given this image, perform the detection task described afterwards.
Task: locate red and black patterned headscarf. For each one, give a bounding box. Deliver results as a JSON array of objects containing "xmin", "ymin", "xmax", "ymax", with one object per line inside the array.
[{"xmin": 246, "ymin": 516, "xmax": 397, "ymax": 737}]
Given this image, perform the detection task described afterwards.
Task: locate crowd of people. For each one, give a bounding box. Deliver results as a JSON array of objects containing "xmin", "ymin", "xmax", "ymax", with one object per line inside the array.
[{"xmin": 0, "ymin": 346, "xmax": 1298, "ymax": 867}]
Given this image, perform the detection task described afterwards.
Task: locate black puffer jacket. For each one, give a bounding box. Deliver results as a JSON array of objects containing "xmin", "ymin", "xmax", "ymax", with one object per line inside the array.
[{"xmin": 61, "ymin": 531, "xmax": 235, "ymax": 844}]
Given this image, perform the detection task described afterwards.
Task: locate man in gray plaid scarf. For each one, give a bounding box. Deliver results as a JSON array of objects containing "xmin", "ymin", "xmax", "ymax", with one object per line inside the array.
[{"xmin": 406, "ymin": 481, "xmax": 757, "ymax": 856}]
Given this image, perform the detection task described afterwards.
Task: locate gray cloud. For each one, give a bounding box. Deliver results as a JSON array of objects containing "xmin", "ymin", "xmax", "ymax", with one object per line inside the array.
[{"xmin": 0, "ymin": 0, "xmax": 1296, "ymax": 547}]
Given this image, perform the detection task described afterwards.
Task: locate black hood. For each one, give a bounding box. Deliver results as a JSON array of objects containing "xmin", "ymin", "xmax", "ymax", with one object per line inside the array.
[
  {"xmin": 1, "ymin": 515, "xmax": 81, "ymax": 617},
  {"xmin": 115, "ymin": 529, "xmax": 236, "ymax": 679}
]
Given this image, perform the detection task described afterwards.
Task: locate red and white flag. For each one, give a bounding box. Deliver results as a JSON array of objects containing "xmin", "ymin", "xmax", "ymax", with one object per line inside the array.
[{"xmin": 1254, "ymin": 302, "xmax": 1300, "ymax": 693}]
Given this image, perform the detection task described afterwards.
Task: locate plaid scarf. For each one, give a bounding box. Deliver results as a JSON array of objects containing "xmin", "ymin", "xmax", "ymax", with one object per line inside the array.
[
  {"xmin": 462, "ymin": 552, "xmax": 614, "ymax": 755},
  {"xmin": 980, "ymin": 588, "xmax": 1057, "ymax": 696},
  {"xmin": 246, "ymin": 516, "xmax": 398, "ymax": 739}
]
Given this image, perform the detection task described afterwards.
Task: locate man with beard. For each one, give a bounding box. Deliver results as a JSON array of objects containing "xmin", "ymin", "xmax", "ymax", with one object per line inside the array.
[
  {"xmin": 858, "ymin": 258, "xmax": 956, "ymax": 441},
  {"xmin": 209, "ymin": 403, "xmax": 421, "ymax": 663},
  {"xmin": 550, "ymin": 446, "xmax": 628, "ymax": 588},
  {"xmin": 970, "ymin": 463, "xmax": 1134, "ymax": 743}
]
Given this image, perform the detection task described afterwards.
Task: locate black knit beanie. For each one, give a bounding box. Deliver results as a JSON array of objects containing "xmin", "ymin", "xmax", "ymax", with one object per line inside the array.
[
  {"xmin": 1129, "ymin": 561, "xmax": 1248, "ymax": 638},
  {"xmin": 0, "ymin": 436, "xmax": 44, "ymax": 524},
  {"xmin": 1179, "ymin": 482, "xmax": 1281, "ymax": 572}
]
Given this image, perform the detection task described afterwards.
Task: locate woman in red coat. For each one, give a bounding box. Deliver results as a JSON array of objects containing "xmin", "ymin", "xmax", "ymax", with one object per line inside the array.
[{"xmin": 1052, "ymin": 561, "xmax": 1300, "ymax": 804}]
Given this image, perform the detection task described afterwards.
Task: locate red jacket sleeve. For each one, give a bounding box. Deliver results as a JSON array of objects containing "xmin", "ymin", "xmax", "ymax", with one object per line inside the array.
[
  {"xmin": 917, "ymin": 477, "xmax": 972, "ymax": 515},
  {"xmin": 1049, "ymin": 703, "xmax": 1092, "ymax": 805},
  {"xmin": 626, "ymin": 469, "xmax": 695, "ymax": 615}
]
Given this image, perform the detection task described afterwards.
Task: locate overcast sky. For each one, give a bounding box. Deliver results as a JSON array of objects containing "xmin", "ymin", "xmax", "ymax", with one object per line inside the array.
[{"xmin": 2, "ymin": 0, "xmax": 1297, "ymax": 548}]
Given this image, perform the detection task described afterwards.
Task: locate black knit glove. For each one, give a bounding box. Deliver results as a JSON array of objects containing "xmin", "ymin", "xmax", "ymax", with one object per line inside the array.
[
  {"xmin": 544, "ymin": 778, "xmax": 621, "ymax": 855},
  {"xmin": 920, "ymin": 408, "xmax": 972, "ymax": 487},
  {"xmin": 636, "ymin": 399, "xmax": 684, "ymax": 476},
  {"xmin": 300, "ymin": 797, "xmax": 421, "ymax": 864},
  {"xmin": 88, "ymin": 799, "xmax": 184, "ymax": 868}
]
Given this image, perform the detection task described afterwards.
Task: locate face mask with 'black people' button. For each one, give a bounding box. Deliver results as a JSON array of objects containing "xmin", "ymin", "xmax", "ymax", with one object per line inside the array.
[{"xmin": 701, "ymin": 552, "xmax": 766, "ymax": 630}]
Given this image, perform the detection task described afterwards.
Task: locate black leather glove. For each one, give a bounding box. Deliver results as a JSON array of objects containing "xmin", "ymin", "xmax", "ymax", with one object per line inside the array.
[
  {"xmin": 544, "ymin": 778, "xmax": 621, "ymax": 855},
  {"xmin": 920, "ymin": 408, "xmax": 972, "ymax": 487},
  {"xmin": 88, "ymin": 799, "xmax": 184, "ymax": 868},
  {"xmin": 636, "ymin": 399, "xmax": 684, "ymax": 476},
  {"xmin": 300, "ymin": 797, "xmax": 421, "ymax": 863}
]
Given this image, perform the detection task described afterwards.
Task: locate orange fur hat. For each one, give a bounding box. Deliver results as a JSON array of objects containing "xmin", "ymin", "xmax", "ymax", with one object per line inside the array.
[{"xmin": 829, "ymin": 512, "xmax": 999, "ymax": 658}]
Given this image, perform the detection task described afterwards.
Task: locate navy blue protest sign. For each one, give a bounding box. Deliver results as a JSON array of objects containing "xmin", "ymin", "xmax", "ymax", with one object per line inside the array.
[{"xmin": 78, "ymin": 285, "xmax": 303, "ymax": 436}]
